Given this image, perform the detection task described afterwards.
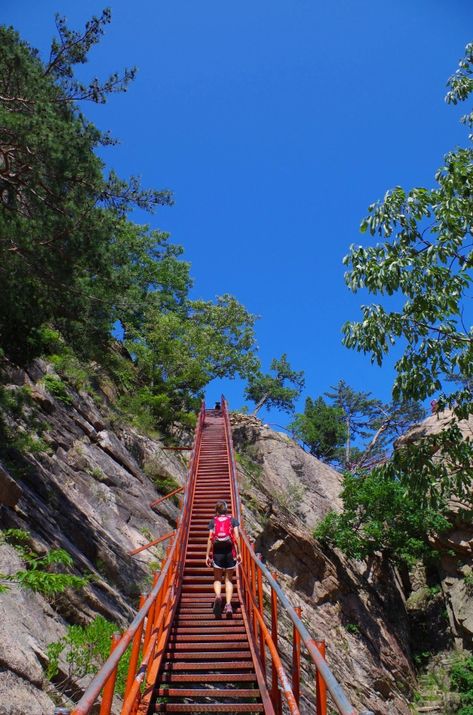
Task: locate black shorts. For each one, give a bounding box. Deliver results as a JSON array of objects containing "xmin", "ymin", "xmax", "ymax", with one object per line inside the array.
[{"xmin": 212, "ymin": 540, "xmax": 236, "ymax": 570}]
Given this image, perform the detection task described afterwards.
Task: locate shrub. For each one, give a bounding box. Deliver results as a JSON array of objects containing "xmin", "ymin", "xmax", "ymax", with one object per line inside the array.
[
  {"xmin": 0, "ymin": 529, "xmax": 89, "ymax": 595},
  {"xmin": 144, "ymin": 458, "xmax": 180, "ymax": 501},
  {"xmin": 46, "ymin": 616, "xmax": 132, "ymax": 696},
  {"xmin": 451, "ymin": 656, "xmax": 473, "ymax": 714},
  {"xmin": 42, "ymin": 374, "xmax": 73, "ymax": 405}
]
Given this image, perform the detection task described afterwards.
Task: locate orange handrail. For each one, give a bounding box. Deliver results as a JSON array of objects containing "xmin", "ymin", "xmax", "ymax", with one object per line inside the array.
[
  {"xmin": 149, "ymin": 485, "xmax": 184, "ymax": 509},
  {"xmin": 65, "ymin": 403, "xmax": 206, "ymax": 715},
  {"xmin": 221, "ymin": 396, "xmax": 360, "ymax": 715}
]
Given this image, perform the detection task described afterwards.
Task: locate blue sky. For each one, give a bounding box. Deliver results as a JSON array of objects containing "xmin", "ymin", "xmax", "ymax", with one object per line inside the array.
[{"xmin": 3, "ymin": 1, "xmax": 473, "ymax": 423}]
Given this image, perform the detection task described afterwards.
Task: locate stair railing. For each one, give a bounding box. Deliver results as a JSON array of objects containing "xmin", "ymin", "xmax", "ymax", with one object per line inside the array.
[
  {"xmin": 221, "ymin": 397, "xmax": 360, "ymax": 715},
  {"xmin": 57, "ymin": 402, "xmax": 206, "ymax": 715}
]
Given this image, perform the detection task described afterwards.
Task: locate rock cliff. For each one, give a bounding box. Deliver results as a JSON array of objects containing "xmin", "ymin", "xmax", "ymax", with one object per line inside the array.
[
  {"xmin": 398, "ymin": 410, "xmax": 473, "ymax": 652},
  {"xmin": 0, "ymin": 362, "xmax": 419, "ymax": 714}
]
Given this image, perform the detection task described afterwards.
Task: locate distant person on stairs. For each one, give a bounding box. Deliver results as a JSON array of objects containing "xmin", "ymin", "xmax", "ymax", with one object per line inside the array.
[{"xmin": 206, "ymin": 500, "xmax": 241, "ymax": 618}]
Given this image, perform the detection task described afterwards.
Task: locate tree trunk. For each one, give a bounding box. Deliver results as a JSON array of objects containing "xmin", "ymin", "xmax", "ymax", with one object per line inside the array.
[
  {"xmin": 345, "ymin": 415, "xmax": 350, "ymax": 465},
  {"xmin": 253, "ymin": 394, "xmax": 268, "ymax": 416}
]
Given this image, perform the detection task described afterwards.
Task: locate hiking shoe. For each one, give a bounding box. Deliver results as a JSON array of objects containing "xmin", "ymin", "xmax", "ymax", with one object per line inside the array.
[
  {"xmin": 224, "ymin": 603, "xmax": 233, "ymax": 618},
  {"xmin": 213, "ymin": 597, "xmax": 222, "ymax": 619}
]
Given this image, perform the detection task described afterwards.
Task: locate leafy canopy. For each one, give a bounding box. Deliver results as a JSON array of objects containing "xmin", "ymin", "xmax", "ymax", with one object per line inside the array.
[
  {"xmin": 342, "ymin": 41, "xmax": 473, "ymax": 507},
  {"xmin": 0, "ymin": 11, "xmax": 263, "ymax": 428},
  {"xmin": 289, "ymin": 396, "xmax": 347, "ymax": 460},
  {"xmin": 314, "ymin": 471, "xmax": 450, "ymax": 565},
  {"xmin": 290, "ymin": 381, "xmax": 424, "ymax": 468},
  {"xmin": 245, "ymin": 354, "xmax": 304, "ymax": 415}
]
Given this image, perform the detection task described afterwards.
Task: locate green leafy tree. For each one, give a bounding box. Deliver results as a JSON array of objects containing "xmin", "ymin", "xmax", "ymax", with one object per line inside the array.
[
  {"xmin": 0, "ymin": 12, "xmax": 262, "ymax": 432},
  {"xmin": 342, "ymin": 42, "xmax": 473, "ymax": 506},
  {"xmin": 354, "ymin": 398, "xmax": 426, "ymax": 469},
  {"xmin": 46, "ymin": 616, "xmax": 131, "ymax": 697},
  {"xmin": 314, "ymin": 471, "xmax": 450, "ymax": 565},
  {"xmin": 0, "ymin": 11, "xmax": 173, "ymax": 363},
  {"xmin": 245, "ymin": 354, "xmax": 304, "ymax": 416},
  {"xmin": 124, "ymin": 294, "xmax": 259, "ymax": 426},
  {"xmin": 289, "ymin": 396, "xmax": 347, "ymax": 461},
  {"xmin": 324, "ymin": 380, "xmax": 381, "ymax": 467}
]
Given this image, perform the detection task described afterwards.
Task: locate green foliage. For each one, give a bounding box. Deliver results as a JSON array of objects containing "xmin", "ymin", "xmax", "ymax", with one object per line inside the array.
[
  {"xmin": 235, "ymin": 451, "xmax": 263, "ymax": 485},
  {"xmin": 342, "ymin": 43, "xmax": 473, "ymax": 506},
  {"xmin": 289, "ymin": 396, "xmax": 347, "ymax": 461},
  {"xmin": 42, "ymin": 374, "xmax": 73, "ymax": 405},
  {"xmin": 87, "ymin": 466, "xmax": 106, "ymax": 482},
  {"xmin": 0, "ymin": 384, "xmax": 32, "ymax": 417},
  {"xmin": 464, "ymin": 572, "xmax": 473, "ymax": 593},
  {"xmin": 245, "ymin": 353, "xmax": 304, "ymax": 415},
  {"xmin": 0, "ymin": 13, "xmax": 175, "ymax": 364},
  {"xmin": 451, "ymin": 655, "xmax": 473, "ymax": 714},
  {"xmin": 0, "ymin": 14, "xmax": 261, "ymax": 431},
  {"xmin": 344, "ymin": 623, "xmax": 360, "ymax": 635},
  {"xmin": 46, "ymin": 616, "xmax": 131, "ymax": 696},
  {"xmin": 124, "ymin": 294, "xmax": 258, "ymax": 426},
  {"xmin": 143, "ymin": 459, "xmax": 180, "ymax": 502},
  {"xmin": 0, "ymin": 529, "xmax": 88, "ymax": 595},
  {"xmin": 290, "ymin": 383, "xmax": 424, "ymax": 468},
  {"xmin": 0, "ymin": 386, "xmax": 50, "ymax": 454},
  {"xmin": 314, "ymin": 471, "xmax": 450, "ymax": 565}
]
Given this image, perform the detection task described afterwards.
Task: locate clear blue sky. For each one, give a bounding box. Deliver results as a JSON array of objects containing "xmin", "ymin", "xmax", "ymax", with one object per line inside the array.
[{"xmin": 3, "ymin": 1, "xmax": 472, "ymax": 423}]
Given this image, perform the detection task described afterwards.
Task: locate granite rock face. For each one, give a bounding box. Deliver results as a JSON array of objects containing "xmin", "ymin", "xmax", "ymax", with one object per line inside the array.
[
  {"xmin": 0, "ymin": 363, "xmax": 424, "ymax": 714},
  {"xmin": 0, "ymin": 359, "xmax": 187, "ymax": 712},
  {"xmin": 398, "ymin": 410, "xmax": 473, "ymax": 650},
  {"xmin": 231, "ymin": 413, "xmax": 414, "ymax": 714}
]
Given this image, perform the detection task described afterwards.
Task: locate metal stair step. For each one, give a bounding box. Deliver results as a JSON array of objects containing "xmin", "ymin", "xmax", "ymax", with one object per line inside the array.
[
  {"xmin": 169, "ymin": 634, "xmax": 248, "ymax": 643},
  {"xmin": 161, "ymin": 674, "xmax": 257, "ymax": 683},
  {"xmin": 167, "ymin": 642, "xmax": 248, "ymax": 651},
  {"xmin": 162, "ymin": 661, "xmax": 255, "ymax": 671},
  {"xmin": 164, "ymin": 651, "xmax": 252, "ymax": 660},
  {"xmin": 156, "ymin": 688, "xmax": 259, "ymax": 698},
  {"xmin": 154, "ymin": 704, "xmax": 264, "ymax": 713},
  {"xmin": 175, "ymin": 620, "xmax": 243, "ymax": 627}
]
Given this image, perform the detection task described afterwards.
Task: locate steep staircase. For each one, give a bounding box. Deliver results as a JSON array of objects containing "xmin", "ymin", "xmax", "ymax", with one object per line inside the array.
[
  {"xmin": 69, "ymin": 400, "xmax": 359, "ymax": 715},
  {"xmin": 153, "ymin": 411, "xmax": 267, "ymax": 713}
]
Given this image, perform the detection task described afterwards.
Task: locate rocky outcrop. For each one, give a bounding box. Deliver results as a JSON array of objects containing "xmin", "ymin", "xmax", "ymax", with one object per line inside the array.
[
  {"xmin": 231, "ymin": 414, "xmax": 414, "ymax": 714},
  {"xmin": 398, "ymin": 409, "xmax": 473, "ymax": 650},
  {"xmin": 0, "ymin": 359, "xmax": 187, "ymax": 712},
  {"xmin": 0, "ymin": 462, "xmax": 22, "ymax": 506},
  {"xmin": 231, "ymin": 414, "xmax": 343, "ymax": 527},
  {"xmin": 0, "ymin": 364, "xmax": 427, "ymax": 714}
]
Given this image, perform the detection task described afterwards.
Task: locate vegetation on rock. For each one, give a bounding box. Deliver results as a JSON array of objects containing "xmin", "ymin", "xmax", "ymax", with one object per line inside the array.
[{"xmin": 0, "ymin": 529, "xmax": 89, "ymax": 595}]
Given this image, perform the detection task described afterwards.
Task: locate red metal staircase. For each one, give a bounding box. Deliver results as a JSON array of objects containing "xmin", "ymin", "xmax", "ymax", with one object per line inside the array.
[
  {"xmin": 63, "ymin": 400, "xmax": 366, "ymax": 715},
  {"xmin": 153, "ymin": 410, "xmax": 269, "ymax": 713}
]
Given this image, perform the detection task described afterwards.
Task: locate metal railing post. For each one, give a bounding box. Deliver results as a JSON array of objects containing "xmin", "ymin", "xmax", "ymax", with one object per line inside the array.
[
  {"xmin": 271, "ymin": 572, "xmax": 282, "ymax": 715},
  {"xmin": 153, "ymin": 571, "xmax": 164, "ymax": 630},
  {"xmin": 243, "ymin": 541, "xmax": 250, "ymax": 613},
  {"xmin": 250, "ymin": 540, "xmax": 258, "ymax": 639},
  {"xmin": 292, "ymin": 606, "xmax": 302, "ymax": 706},
  {"xmin": 124, "ymin": 594, "xmax": 146, "ymax": 700},
  {"xmin": 142, "ymin": 593, "xmax": 154, "ymax": 653},
  {"xmin": 98, "ymin": 632, "xmax": 121, "ymax": 715},
  {"xmin": 315, "ymin": 640, "xmax": 327, "ymax": 715},
  {"xmin": 256, "ymin": 558, "xmax": 266, "ymax": 676}
]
